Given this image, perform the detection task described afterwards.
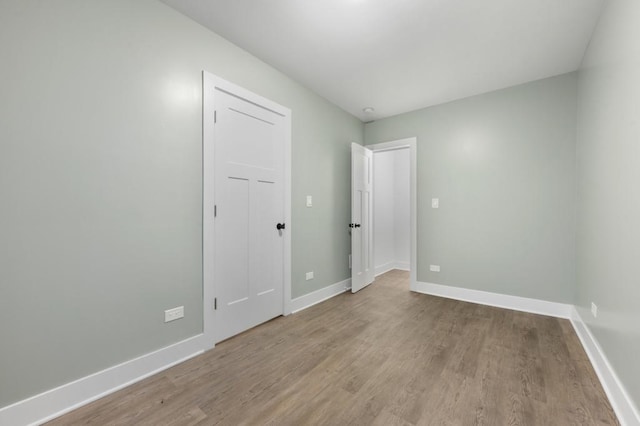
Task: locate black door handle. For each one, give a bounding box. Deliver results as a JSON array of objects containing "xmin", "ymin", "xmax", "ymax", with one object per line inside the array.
[
  {"xmin": 276, "ymin": 223, "xmax": 285, "ymax": 230},
  {"xmin": 354, "ymin": 223, "xmax": 361, "ymax": 228}
]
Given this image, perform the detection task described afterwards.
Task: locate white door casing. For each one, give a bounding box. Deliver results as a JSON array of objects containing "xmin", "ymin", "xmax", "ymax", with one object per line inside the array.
[
  {"xmin": 351, "ymin": 143, "xmax": 374, "ymax": 293},
  {"xmin": 203, "ymin": 72, "xmax": 292, "ymax": 348}
]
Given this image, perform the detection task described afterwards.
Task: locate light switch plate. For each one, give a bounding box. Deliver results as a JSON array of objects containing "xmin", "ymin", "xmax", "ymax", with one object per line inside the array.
[
  {"xmin": 306, "ymin": 195, "xmax": 313, "ymax": 207},
  {"xmin": 430, "ymin": 265, "xmax": 440, "ymax": 272},
  {"xmin": 306, "ymin": 271, "xmax": 314, "ymax": 280},
  {"xmin": 431, "ymin": 198, "xmax": 439, "ymax": 208}
]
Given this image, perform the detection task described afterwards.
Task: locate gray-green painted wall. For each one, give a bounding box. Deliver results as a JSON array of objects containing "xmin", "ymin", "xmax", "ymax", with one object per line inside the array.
[
  {"xmin": 365, "ymin": 74, "xmax": 578, "ymax": 303},
  {"xmin": 0, "ymin": 0, "xmax": 362, "ymax": 407},
  {"xmin": 575, "ymin": 0, "xmax": 640, "ymax": 409}
]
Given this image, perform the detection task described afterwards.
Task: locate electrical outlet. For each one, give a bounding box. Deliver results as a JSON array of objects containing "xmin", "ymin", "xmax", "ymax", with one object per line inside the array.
[
  {"xmin": 430, "ymin": 265, "xmax": 440, "ymax": 272},
  {"xmin": 431, "ymin": 198, "xmax": 439, "ymax": 208},
  {"xmin": 591, "ymin": 302, "xmax": 598, "ymax": 318},
  {"xmin": 164, "ymin": 306, "xmax": 184, "ymax": 323},
  {"xmin": 306, "ymin": 271, "xmax": 314, "ymax": 280}
]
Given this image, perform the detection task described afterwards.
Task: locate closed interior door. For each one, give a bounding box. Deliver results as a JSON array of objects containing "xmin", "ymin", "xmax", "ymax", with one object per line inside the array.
[{"xmin": 214, "ymin": 88, "xmax": 285, "ymax": 342}]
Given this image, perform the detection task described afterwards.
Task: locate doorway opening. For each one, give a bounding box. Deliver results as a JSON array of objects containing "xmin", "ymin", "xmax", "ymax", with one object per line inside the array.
[
  {"xmin": 368, "ymin": 138, "xmax": 417, "ymax": 291},
  {"xmin": 373, "ymin": 147, "xmax": 410, "ymax": 277}
]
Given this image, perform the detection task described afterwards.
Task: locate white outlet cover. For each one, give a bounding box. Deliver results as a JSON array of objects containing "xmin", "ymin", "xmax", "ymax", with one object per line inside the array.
[
  {"xmin": 164, "ymin": 306, "xmax": 184, "ymax": 323},
  {"xmin": 430, "ymin": 265, "xmax": 440, "ymax": 272},
  {"xmin": 591, "ymin": 302, "xmax": 598, "ymax": 318},
  {"xmin": 431, "ymin": 198, "xmax": 439, "ymax": 208},
  {"xmin": 306, "ymin": 271, "xmax": 314, "ymax": 280},
  {"xmin": 306, "ymin": 195, "xmax": 313, "ymax": 207}
]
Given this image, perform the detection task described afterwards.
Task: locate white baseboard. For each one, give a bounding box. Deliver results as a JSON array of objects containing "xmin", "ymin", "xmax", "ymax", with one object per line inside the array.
[
  {"xmin": 5, "ymin": 283, "xmax": 636, "ymax": 426},
  {"xmin": 570, "ymin": 308, "xmax": 640, "ymax": 426},
  {"xmin": 291, "ymin": 278, "xmax": 351, "ymax": 314},
  {"xmin": 0, "ymin": 334, "xmax": 205, "ymax": 426},
  {"xmin": 413, "ymin": 281, "xmax": 639, "ymax": 425},
  {"xmin": 375, "ymin": 261, "xmax": 410, "ymax": 277},
  {"xmin": 375, "ymin": 262, "xmax": 395, "ymax": 277},
  {"xmin": 0, "ymin": 278, "xmax": 352, "ymax": 425},
  {"xmin": 394, "ymin": 261, "xmax": 410, "ymax": 271},
  {"xmin": 414, "ymin": 281, "xmax": 573, "ymax": 319}
]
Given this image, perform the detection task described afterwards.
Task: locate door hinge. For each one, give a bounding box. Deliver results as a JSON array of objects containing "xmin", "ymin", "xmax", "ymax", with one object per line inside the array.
[
  {"xmin": 214, "ymin": 204, "xmax": 217, "ymax": 217},
  {"xmin": 214, "ymin": 298, "xmax": 217, "ymax": 310},
  {"xmin": 214, "ymin": 110, "xmax": 217, "ymax": 123}
]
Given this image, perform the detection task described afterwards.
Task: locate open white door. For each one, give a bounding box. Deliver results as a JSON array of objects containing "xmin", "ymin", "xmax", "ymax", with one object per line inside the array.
[{"xmin": 351, "ymin": 143, "xmax": 374, "ymax": 293}]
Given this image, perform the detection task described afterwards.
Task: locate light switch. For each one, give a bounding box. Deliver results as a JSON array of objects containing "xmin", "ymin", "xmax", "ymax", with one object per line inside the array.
[
  {"xmin": 306, "ymin": 195, "xmax": 313, "ymax": 207},
  {"xmin": 431, "ymin": 198, "xmax": 439, "ymax": 208}
]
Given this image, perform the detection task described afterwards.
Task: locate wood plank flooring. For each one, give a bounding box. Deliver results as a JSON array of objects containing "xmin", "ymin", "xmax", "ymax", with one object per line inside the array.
[{"xmin": 47, "ymin": 270, "xmax": 618, "ymax": 425}]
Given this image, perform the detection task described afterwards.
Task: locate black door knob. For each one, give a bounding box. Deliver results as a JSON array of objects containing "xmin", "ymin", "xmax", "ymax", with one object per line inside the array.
[
  {"xmin": 276, "ymin": 223, "xmax": 285, "ymax": 230},
  {"xmin": 354, "ymin": 223, "xmax": 361, "ymax": 228}
]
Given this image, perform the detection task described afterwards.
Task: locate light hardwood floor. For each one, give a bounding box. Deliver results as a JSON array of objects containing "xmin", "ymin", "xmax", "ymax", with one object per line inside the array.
[{"xmin": 48, "ymin": 270, "xmax": 618, "ymax": 425}]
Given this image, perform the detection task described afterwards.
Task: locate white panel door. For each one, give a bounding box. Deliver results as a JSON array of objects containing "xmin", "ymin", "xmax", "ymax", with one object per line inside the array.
[
  {"xmin": 214, "ymin": 88, "xmax": 285, "ymax": 342},
  {"xmin": 351, "ymin": 143, "xmax": 374, "ymax": 293}
]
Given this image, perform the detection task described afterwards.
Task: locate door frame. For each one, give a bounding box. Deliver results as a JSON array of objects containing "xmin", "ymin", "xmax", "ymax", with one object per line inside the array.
[
  {"xmin": 367, "ymin": 138, "xmax": 417, "ymax": 291},
  {"xmin": 202, "ymin": 71, "xmax": 292, "ymax": 350}
]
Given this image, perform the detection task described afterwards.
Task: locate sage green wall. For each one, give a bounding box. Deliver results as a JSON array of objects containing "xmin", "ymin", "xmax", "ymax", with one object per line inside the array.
[
  {"xmin": 365, "ymin": 74, "xmax": 578, "ymax": 303},
  {"xmin": 0, "ymin": 0, "xmax": 362, "ymax": 407},
  {"xmin": 575, "ymin": 0, "xmax": 640, "ymax": 410}
]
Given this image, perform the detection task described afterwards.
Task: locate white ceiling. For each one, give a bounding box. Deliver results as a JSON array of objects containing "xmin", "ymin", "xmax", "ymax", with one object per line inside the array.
[{"xmin": 161, "ymin": 0, "xmax": 604, "ymax": 121}]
